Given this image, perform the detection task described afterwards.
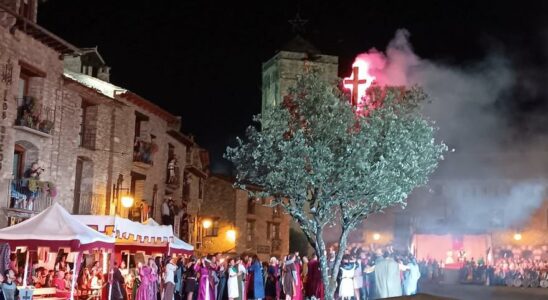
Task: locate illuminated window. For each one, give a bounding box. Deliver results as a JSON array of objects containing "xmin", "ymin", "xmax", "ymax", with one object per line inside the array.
[{"xmin": 204, "ymin": 219, "xmax": 219, "ymax": 237}]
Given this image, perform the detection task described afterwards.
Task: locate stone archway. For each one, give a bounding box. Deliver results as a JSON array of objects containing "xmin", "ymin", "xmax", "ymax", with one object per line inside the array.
[{"xmin": 73, "ymin": 156, "xmax": 94, "ymax": 214}]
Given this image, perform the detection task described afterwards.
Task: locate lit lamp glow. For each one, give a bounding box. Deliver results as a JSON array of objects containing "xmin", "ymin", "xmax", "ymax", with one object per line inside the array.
[
  {"xmin": 373, "ymin": 233, "xmax": 381, "ymax": 241},
  {"xmin": 226, "ymin": 229, "xmax": 236, "ymax": 242},
  {"xmin": 513, "ymin": 233, "xmax": 522, "ymax": 241},
  {"xmin": 202, "ymin": 219, "xmax": 212, "ymax": 229},
  {"xmin": 121, "ymin": 196, "xmax": 134, "ymax": 208}
]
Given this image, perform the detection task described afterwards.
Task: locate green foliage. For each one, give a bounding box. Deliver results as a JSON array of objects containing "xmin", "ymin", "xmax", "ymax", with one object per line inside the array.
[
  {"xmin": 225, "ymin": 70, "xmax": 446, "ymax": 296},
  {"xmin": 226, "ymin": 71, "xmax": 445, "ymax": 230}
]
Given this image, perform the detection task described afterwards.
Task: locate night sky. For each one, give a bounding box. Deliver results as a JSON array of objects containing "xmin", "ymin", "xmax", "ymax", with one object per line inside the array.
[{"xmin": 38, "ymin": 0, "xmax": 548, "ymax": 173}]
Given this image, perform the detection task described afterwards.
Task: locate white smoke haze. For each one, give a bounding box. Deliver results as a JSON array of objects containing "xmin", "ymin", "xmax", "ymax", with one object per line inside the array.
[{"xmin": 356, "ymin": 29, "xmax": 547, "ymax": 233}]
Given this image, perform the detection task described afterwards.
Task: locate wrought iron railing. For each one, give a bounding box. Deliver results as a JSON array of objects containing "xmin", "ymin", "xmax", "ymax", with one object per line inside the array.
[
  {"xmin": 7, "ymin": 178, "xmax": 55, "ymax": 213},
  {"xmin": 15, "ymin": 96, "xmax": 55, "ymax": 135},
  {"xmin": 133, "ymin": 137, "xmax": 155, "ymax": 165}
]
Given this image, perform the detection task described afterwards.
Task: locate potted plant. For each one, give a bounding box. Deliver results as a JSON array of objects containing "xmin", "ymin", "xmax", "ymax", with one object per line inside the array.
[{"xmin": 39, "ymin": 120, "xmax": 54, "ymax": 134}]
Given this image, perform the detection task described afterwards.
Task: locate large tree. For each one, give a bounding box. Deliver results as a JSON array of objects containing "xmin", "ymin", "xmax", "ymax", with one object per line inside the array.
[{"xmin": 225, "ymin": 71, "xmax": 446, "ymax": 299}]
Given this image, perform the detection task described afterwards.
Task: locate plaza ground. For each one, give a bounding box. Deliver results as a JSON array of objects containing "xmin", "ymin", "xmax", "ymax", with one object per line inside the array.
[{"xmin": 419, "ymin": 282, "xmax": 548, "ymax": 300}]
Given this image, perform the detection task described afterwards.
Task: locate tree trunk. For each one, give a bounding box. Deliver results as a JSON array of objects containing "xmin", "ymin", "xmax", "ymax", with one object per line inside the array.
[
  {"xmin": 313, "ymin": 225, "xmax": 352, "ymax": 300},
  {"xmin": 314, "ymin": 226, "xmax": 334, "ymax": 300}
]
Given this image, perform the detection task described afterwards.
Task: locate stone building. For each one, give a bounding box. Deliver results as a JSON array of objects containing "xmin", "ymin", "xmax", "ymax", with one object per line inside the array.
[
  {"xmin": 0, "ymin": 0, "xmax": 208, "ymax": 247},
  {"xmin": 201, "ymin": 175, "xmax": 290, "ymax": 261},
  {"xmin": 261, "ymin": 35, "xmax": 338, "ymax": 115}
]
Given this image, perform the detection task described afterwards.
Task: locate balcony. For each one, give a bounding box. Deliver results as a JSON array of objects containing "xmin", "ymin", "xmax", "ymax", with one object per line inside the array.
[
  {"xmin": 15, "ymin": 97, "xmax": 55, "ymax": 136},
  {"xmin": 6, "ymin": 178, "xmax": 55, "ymax": 216},
  {"xmin": 165, "ymin": 158, "xmax": 181, "ymax": 189},
  {"xmin": 133, "ymin": 137, "xmax": 156, "ymax": 166}
]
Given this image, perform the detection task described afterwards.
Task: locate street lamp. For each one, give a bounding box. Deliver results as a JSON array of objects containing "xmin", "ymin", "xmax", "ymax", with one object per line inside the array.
[
  {"xmin": 513, "ymin": 232, "xmax": 522, "ymax": 241},
  {"xmin": 202, "ymin": 219, "xmax": 212, "ymax": 229},
  {"xmin": 373, "ymin": 232, "xmax": 381, "ymax": 241},
  {"xmin": 113, "ymin": 174, "xmax": 133, "ymax": 216},
  {"xmin": 121, "ymin": 195, "xmax": 134, "ymax": 208},
  {"xmin": 226, "ymin": 229, "xmax": 236, "ymax": 242}
]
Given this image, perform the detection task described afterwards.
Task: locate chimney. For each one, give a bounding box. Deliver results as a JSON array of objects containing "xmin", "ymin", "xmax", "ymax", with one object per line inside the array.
[{"xmin": 97, "ymin": 66, "xmax": 111, "ymax": 82}]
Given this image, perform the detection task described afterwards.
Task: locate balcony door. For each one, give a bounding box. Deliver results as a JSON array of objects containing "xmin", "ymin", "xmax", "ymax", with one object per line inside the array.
[
  {"xmin": 73, "ymin": 157, "xmax": 94, "ymax": 214},
  {"xmin": 13, "ymin": 144, "xmax": 25, "ymax": 179}
]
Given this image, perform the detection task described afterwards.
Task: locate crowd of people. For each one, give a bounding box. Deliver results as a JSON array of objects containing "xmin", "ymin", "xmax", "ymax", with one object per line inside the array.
[
  {"xmin": 103, "ymin": 247, "xmax": 421, "ymax": 300},
  {"xmin": 1, "ymin": 252, "xmax": 107, "ymax": 299},
  {"xmin": 459, "ymin": 256, "xmax": 548, "ymax": 288},
  {"xmin": 1, "ymin": 246, "xmax": 424, "ymax": 300}
]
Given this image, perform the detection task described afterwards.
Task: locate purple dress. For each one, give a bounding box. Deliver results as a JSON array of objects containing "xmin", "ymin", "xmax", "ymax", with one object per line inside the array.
[
  {"xmin": 136, "ymin": 266, "xmax": 153, "ymax": 300},
  {"xmin": 195, "ymin": 263, "xmax": 215, "ymax": 300}
]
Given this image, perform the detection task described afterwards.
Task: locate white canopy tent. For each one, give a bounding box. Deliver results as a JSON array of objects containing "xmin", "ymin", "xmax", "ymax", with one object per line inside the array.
[
  {"xmin": 0, "ymin": 203, "xmax": 115, "ymax": 300},
  {"xmin": 73, "ymin": 215, "xmax": 193, "ymax": 254},
  {"xmin": 143, "ymin": 218, "xmax": 193, "ymax": 254}
]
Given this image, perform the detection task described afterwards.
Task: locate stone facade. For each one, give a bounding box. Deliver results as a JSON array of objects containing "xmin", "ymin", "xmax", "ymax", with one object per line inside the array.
[
  {"xmin": 0, "ymin": 1, "xmax": 208, "ymax": 249},
  {"xmin": 201, "ymin": 175, "xmax": 290, "ymax": 261},
  {"xmin": 261, "ymin": 50, "xmax": 338, "ymax": 116}
]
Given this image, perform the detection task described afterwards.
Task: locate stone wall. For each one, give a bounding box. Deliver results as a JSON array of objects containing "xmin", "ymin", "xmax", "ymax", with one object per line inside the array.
[
  {"xmin": 0, "ymin": 18, "xmax": 72, "ymax": 225},
  {"xmin": 203, "ymin": 175, "xmax": 290, "ymax": 260}
]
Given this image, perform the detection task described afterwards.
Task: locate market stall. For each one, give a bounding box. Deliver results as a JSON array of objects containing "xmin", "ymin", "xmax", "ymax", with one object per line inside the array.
[
  {"xmin": 143, "ymin": 218, "xmax": 193, "ymax": 255},
  {"xmin": 0, "ymin": 203, "xmax": 115, "ymax": 300},
  {"xmin": 73, "ymin": 215, "xmax": 193, "ymax": 255}
]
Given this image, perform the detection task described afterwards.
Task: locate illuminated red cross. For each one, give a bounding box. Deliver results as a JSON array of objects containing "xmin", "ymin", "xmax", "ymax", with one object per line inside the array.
[{"xmin": 343, "ymin": 66, "xmax": 368, "ymax": 107}]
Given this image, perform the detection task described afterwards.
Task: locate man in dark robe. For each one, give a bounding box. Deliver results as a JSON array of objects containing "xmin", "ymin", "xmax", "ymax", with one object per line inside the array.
[
  {"xmin": 110, "ymin": 262, "xmax": 127, "ymax": 300},
  {"xmin": 305, "ymin": 254, "xmax": 323, "ymax": 300}
]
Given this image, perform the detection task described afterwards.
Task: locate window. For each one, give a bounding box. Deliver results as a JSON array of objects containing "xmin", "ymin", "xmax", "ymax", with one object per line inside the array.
[
  {"xmin": 272, "ymin": 223, "xmax": 280, "ymax": 239},
  {"xmin": 12, "ymin": 144, "xmax": 25, "ymax": 179},
  {"xmin": 246, "ymin": 220, "xmax": 255, "ymax": 243},
  {"xmin": 247, "ymin": 197, "xmax": 256, "ymax": 214},
  {"xmin": 134, "ymin": 111, "xmax": 149, "ymax": 138},
  {"xmin": 18, "ymin": 73, "xmax": 29, "ymax": 99},
  {"xmin": 204, "ymin": 219, "xmax": 219, "ymax": 237},
  {"xmin": 266, "ymin": 222, "xmax": 280, "ymax": 240},
  {"xmin": 79, "ymin": 100, "xmax": 96, "ymax": 149},
  {"xmin": 168, "ymin": 143, "xmax": 175, "ymax": 160}
]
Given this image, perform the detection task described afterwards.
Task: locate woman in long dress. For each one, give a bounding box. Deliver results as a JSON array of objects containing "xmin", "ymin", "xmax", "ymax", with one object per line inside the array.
[
  {"xmin": 148, "ymin": 258, "xmax": 159, "ymax": 300},
  {"xmin": 339, "ymin": 257, "xmax": 357, "ymax": 300},
  {"xmin": 227, "ymin": 258, "xmax": 239, "ymax": 300},
  {"xmin": 282, "ymin": 256, "xmax": 296, "ymax": 300},
  {"xmin": 195, "ymin": 257, "xmax": 215, "ymax": 300},
  {"xmin": 248, "ymin": 255, "xmax": 265, "ymax": 300},
  {"xmin": 235, "ymin": 258, "xmax": 247, "ymax": 300},
  {"xmin": 265, "ymin": 257, "xmax": 279, "ymax": 300},
  {"xmin": 136, "ymin": 262, "xmax": 152, "ymax": 300},
  {"xmin": 352, "ymin": 256, "xmax": 363, "ymax": 300},
  {"xmin": 292, "ymin": 256, "xmax": 302, "ymax": 300}
]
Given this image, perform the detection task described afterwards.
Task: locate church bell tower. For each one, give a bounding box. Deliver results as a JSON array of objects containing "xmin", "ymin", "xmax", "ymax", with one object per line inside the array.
[{"xmin": 261, "ymin": 33, "xmax": 339, "ymax": 117}]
